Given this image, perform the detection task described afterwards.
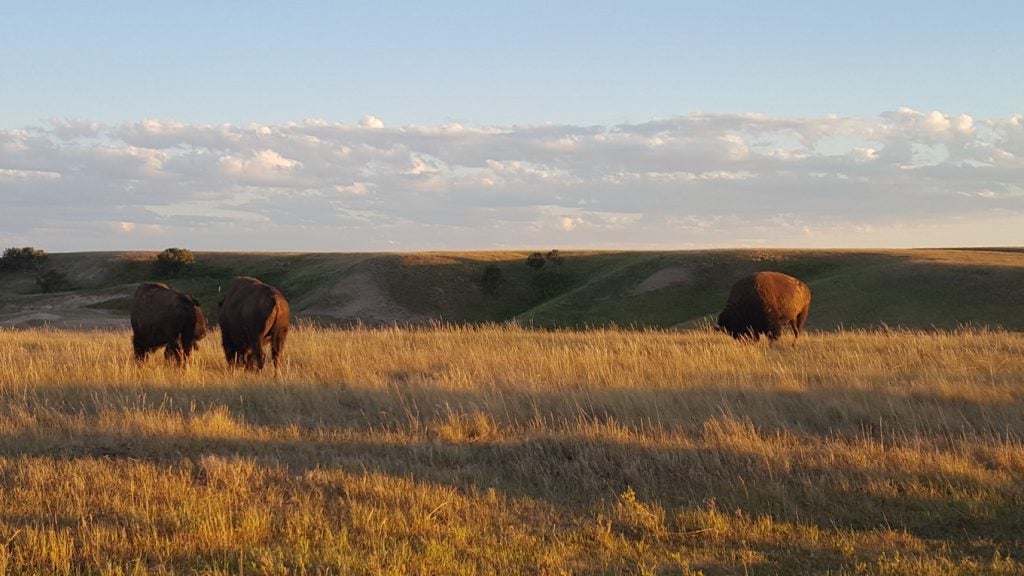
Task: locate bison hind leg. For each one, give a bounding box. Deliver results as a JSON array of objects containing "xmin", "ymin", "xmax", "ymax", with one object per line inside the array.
[
  {"xmin": 251, "ymin": 347, "xmax": 266, "ymax": 371},
  {"xmin": 793, "ymin": 307, "xmax": 810, "ymax": 341},
  {"xmin": 224, "ymin": 346, "xmax": 242, "ymax": 368},
  {"xmin": 132, "ymin": 333, "xmax": 152, "ymax": 361},
  {"xmin": 133, "ymin": 345, "xmax": 148, "ymax": 362},
  {"xmin": 270, "ymin": 328, "xmax": 287, "ymax": 369},
  {"xmin": 164, "ymin": 340, "xmax": 185, "ymax": 364},
  {"xmin": 242, "ymin": 348, "xmax": 263, "ymax": 371}
]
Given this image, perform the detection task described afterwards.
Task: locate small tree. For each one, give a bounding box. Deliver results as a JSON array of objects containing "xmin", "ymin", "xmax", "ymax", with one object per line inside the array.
[
  {"xmin": 156, "ymin": 248, "xmax": 196, "ymax": 277},
  {"xmin": 1, "ymin": 246, "xmax": 47, "ymax": 271},
  {"xmin": 480, "ymin": 264, "xmax": 504, "ymax": 295},
  {"xmin": 36, "ymin": 269, "xmax": 72, "ymax": 293},
  {"xmin": 526, "ymin": 249, "xmax": 569, "ymax": 300}
]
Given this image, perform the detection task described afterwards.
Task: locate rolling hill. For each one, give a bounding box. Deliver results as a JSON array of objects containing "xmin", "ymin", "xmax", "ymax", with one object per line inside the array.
[{"xmin": 1, "ymin": 248, "xmax": 1022, "ymax": 331}]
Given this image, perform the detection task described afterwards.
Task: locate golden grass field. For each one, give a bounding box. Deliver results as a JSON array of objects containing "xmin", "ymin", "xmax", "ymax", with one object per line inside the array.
[{"xmin": 1, "ymin": 324, "xmax": 1023, "ymax": 574}]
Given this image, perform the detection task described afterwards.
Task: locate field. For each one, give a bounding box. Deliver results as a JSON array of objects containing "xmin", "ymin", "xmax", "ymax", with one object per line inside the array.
[
  {"xmin": 1, "ymin": 325, "xmax": 1023, "ymax": 574},
  {"xmin": 3, "ymin": 248, "xmax": 1024, "ymax": 331}
]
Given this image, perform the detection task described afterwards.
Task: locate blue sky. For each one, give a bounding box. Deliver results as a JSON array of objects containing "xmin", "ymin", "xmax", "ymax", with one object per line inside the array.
[
  {"xmin": 4, "ymin": 1, "xmax": 1021, "ymax": 126},
  {"xmin": 1, "ymin": 2, "xmax": 1022, "ymax": 250}
]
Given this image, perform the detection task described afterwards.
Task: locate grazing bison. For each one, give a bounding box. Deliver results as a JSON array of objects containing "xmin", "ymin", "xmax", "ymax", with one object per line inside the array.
[
  {"xmin": 717, "ymin": 271, "xmax": 812, "ymax": 342},
  {"xmin": 130, "ymin": 283, "xmax": 208, "ymax": 363},
  {"xmin": 218, "ymin": 276, "xmax": 290, "ymax": 370}
]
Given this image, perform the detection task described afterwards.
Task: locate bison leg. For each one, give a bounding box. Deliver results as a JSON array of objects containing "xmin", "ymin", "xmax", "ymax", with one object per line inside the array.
[
  {"xmin": 225, "ymin": 347, "xmax": 243, "ymax": 368},
  {"xmin": 242, "ymin": 329, "xmax": 266, "ymax": 370},
  {"xmin": 179, "ymin": 330, "xmax": 196, "ymax": 364},
  {"xmin": 237, "ymin": 347, "xmax": 260, "ymax": 371},
  {"xmin": 270, "ymin": 327, "xmax": 287, "ymax": 369},
  {"xmin": 132, "ymin": 333, "xmax": 150, "ymax": 361},
  {"xmin": 248, "ymin": 343, "xmax": 265, "ymax": 371},
  {"xmin": 164, "ymin": 340, "xmax": 185, "ymax": 364},
  {"xmin": 222, "ymin": 330, "xmax": 242, "ymax": 367}
]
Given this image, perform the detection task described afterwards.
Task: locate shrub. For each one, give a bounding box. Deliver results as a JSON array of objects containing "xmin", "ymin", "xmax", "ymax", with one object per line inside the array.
[
  {"xmin": 545, "ymin": 250, "xmax": 564, "ymax": 266},
  {"xmin": 480, "ymin": 265, "xmax": 504, "ymax": 295},
  {"xmin": 526, "ymin": 252, "xmax": 546, "ymax": 269},
  {"xmin": 36, "ymin": 269, "xmax": 72, "ymax": 293},
  {"xmin": 156, "ymin": 248, "xmax": 196, "ymax": 277}
]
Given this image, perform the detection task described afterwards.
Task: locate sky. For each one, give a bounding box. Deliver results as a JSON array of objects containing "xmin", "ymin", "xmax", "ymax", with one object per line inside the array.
[{"xmin": 1, "ymin": 1, "xmax": 1022, "ymax": 251}]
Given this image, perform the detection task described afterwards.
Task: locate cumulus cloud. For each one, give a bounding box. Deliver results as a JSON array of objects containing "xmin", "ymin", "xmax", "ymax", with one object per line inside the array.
[
  {"xmin": 559, "ymin": 216, "xmax": 581, "ymax": 231},
  {"xmin": 359, "ymin": 115, "xmax": 384, "ymax": 129},
  {"xmin": 0, "ymin": 109, "xmax": 1022, "ymax": 251}
]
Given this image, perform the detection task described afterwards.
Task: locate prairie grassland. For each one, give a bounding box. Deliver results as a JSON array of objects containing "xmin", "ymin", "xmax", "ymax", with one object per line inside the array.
[{"xmin": 0, "ymin": 325, "xmax": 1023, "ymax": 575}]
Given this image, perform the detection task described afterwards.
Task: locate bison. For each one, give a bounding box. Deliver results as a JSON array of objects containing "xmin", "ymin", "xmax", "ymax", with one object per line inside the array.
[
  {"xmin": 218, "ymin": 276, "xmax": 290, "ymax": 370},
  {"xmin": 130, "ymin": 282, "xmax": 208, "ymax": 363},
  {"xmin": 717, "ymin": 271, "xmax": 812, "ymax": 342}
]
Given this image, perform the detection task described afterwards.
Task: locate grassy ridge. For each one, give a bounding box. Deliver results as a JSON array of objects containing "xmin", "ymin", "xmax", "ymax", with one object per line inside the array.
[
  {"xmin": 1, "ymin": 248, "xmax": 1023, "ymax": 330},
  {"xmin": 1, "ymin": 325, "xmax": 1023, "ymax": 574}
]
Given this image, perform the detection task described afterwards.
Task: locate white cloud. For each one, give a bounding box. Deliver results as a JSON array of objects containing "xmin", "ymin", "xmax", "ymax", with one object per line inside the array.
[
  {"xmin": 0, "ymin": 109, "xmax": 1021, "ymax": 250},
  {"xmin": 851, "ymin": 147, "xmax": 879, "ymax": 162},
  {"xmin": 359, "ymin": 115, "xmax": 385, "ymax": 129},
  {"xmin": 219, "ymin": 149, "xmax": 301, "ymax": 173},
  {"xmin": 217, "ymin": 149, "xmax": 302, "ymax": 186},
  {"xmin": 0, "ymin": 168, "xmax": 61, "ymax": 180},
  {"xmin": 407, "ymin": 155, "xmax": 439, "ymax": 175}
]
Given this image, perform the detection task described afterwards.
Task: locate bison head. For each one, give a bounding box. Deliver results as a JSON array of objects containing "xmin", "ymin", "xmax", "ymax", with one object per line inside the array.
[
  {"xmin": 194, "ymin": 308, "xmax": 208, "ymax": 341},
  {"xmin": 188, "ymin": 297, "xmax": 208, "ymax": 343},
  {"xmin": 716, "ymin": 308, "xmax": 745, "ymax": 340}
]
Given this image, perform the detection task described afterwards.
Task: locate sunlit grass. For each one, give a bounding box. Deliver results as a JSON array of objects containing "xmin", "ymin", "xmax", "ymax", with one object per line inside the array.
[{"xmin": 1, "ymin": 325, "xmax": 1022, "ymax": 574}]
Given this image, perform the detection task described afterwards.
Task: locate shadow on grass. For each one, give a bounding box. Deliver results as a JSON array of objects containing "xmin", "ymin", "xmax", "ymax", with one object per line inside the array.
[
  {"xmin": 4, "ymin": 382, "xmax": 1024, "ymax": 559},
  {"xmin": 4, "ymin": 430, "xmax": 1023, "ymax": 572},
  {"xmin": 15, "ymin": 377, "xmax": 1024, "ymax": 441}
]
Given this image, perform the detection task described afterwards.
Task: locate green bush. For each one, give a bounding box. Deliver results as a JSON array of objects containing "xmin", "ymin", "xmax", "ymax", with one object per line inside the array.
[
  {"xmin": 526, "ymin": 252, "xmax": 546, "ymax": 269},
  {"xmin": 36, "ymin": 269, "xmax": 72, "ymax": 293},
  {"xmin": 156, "ymin": 248, "xmax": 196, "ymax": 277}
]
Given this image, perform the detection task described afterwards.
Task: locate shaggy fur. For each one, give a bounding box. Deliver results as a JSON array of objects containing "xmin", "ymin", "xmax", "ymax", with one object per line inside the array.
[
  {"xmin": 218, "ymin": 276, "xmax": 290, "ymax": 370},
  {"xmin": 130, "ymin": 283, "xmax": 207, "ymax": 363},
  {"xmin": 717, "ymin": 271, "xmax": 812, "ymax": 342}
]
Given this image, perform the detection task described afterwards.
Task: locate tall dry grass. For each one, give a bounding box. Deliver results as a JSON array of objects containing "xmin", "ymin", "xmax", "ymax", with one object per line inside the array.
[{"xmin": 0, "ymin": 324, "xmax": 1022, "ymax": 574}]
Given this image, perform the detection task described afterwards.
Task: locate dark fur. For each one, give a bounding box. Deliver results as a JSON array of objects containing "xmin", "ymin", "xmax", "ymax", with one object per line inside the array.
[
  {"xmin": 130, "ymin": 283, "xmax": 207, "ymax": 363},
  {"xmin": 218, "ymin": 276, "xmax": 290, "ymax": 370},
  {"xmin": 717, "ymin": 271, "xmax": 812, "ymax": 342}
]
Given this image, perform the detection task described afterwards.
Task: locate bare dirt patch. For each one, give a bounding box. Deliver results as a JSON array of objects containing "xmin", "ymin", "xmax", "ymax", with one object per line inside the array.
[
  {"xmin": 632, "ymin": 266, "xmax": 693, "ymax": 295},
  {"xmin": 0, "ymin": 291, "xmax": 133, "ymax": 329},
  {"xmin": 304, "ymin": 272, "xmax": 428, "ymax": 326}
]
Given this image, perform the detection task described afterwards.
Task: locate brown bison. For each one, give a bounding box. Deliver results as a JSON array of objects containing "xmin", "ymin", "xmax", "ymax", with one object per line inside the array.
[
  {"xmin": 130, "ymin": 283, "xmax": 208, "ymax": 363},
  {"xmin": 218, "ymin": 276, "xmax": 290, "ymax": 370},
  {"xmin": 717, "ymin": 271, "xmax": 812, "ymax": 342}
]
